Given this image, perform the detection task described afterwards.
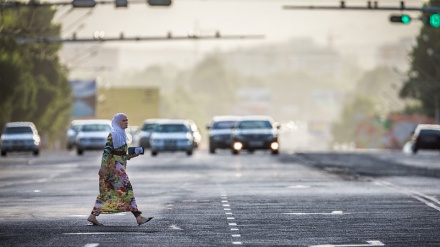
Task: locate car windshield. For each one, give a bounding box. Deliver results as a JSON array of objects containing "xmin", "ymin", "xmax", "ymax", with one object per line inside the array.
[
  {"xmin": 142, "ymin": 123, "xmax": 157, "ymax": 131},
  {"xmin": 213, "ymin": 121, "xmax": 236, "ymax": 129},
  {"xmin": 3, "ymin": 126, "xmax": 33, "ymax": 134},
  {"xmin": 237, "ymin": 120, "xmax": 272, "ymax": 129},
  {"xmin": 70, "ymin": 124, "xmax": 82, "ymax": 132},
  {"xmin": 419, "ymin": 129, "xmax": 440, "ymax": 136},
  {"xmin": 82, "ymin": 124, "xmax": 111, "ymax": 132},
  {"xmin": 155, "ymin": 124, "xmax": 188, "ymax": 133}
]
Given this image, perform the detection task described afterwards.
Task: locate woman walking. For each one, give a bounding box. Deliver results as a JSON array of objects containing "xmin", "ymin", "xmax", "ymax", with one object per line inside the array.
[{"xmin": 87, "ymin": 113, "xmax": 153, "ymax": 226}]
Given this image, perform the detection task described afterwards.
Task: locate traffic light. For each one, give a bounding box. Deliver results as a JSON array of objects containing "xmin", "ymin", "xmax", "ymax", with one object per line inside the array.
[
  {"xmin": 147, "ymin": 0, "xmax": 172, "ymax": 6},
  {"xmin": 429, "ymin": 13, "xmax": 440, "ymax": 28},
  {"xmin": 389, "ymin": 14, "xmax": 411, "ymax": 24}
]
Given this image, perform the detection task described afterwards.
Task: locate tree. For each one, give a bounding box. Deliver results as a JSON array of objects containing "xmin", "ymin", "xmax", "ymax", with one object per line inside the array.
[
  {"xmin": 0, "ymin": 7, "xmax": 72, "ymax": 146},
  {"xmin": 400, "ymin": 0, "xmax": 440, "ymax": 122}
]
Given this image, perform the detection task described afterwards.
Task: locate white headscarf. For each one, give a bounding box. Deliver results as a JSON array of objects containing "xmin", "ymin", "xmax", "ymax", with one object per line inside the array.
[{"xmin": 111, "ymin": 113, "xmax": 128, "ymax": 149}]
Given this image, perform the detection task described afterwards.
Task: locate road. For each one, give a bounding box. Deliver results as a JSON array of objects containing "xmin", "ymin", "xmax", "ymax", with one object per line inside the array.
[{"xmin": 0, "ymin": 148, "xmax": 439, "ymax": 247}]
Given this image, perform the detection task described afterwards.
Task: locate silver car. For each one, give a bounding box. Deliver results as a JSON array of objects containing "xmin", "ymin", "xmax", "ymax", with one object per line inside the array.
[
  {"xmin": 66, "ymin": 120, "xmax": 85, "ymax": 150},
  {"xmin": 75, "ymin": 120, "xmax": 111, "ymax": 155},
  {"xmin": 1, "ymin": 122, "xmax": 41, "ymax": 156},
  {"xmin": 149, "ymin": 120, "xmax": 194, "ymax": 156}
]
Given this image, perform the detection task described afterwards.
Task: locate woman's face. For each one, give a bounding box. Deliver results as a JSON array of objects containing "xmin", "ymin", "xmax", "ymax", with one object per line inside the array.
[{"xmin": 119, "ymin": 115, "xmax": 129, "ymax": 129}]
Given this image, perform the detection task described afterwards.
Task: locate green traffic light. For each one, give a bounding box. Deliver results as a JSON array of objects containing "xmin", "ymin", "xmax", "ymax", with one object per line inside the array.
[
  {"xmin": 401, "ymin": 15, "xmax": 411, "ymax": 24},
  {"xmin": 430, "ymin": 13, "xmax": 440, "ymax": 28}
]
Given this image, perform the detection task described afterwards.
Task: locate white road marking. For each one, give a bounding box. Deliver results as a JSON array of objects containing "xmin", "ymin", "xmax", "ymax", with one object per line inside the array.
[
  {"xmin": 230, "ymin": 228, "xmax": 239, "ymax": 231},
  {"xmin": 225, "ymin": 212, "xmax": 233, "ymax": 215},
  {"xmin": 223, "ymin": 204, "xmax": 230, "ymax": 207},
  {"xmin": 287, "ymin": 185, "xmax": 311, "ymax": 189},
  {"xmin": 232, "ymin": 234, "xmax": 241, "ymax": 237},
  {"xmin": 222, "ymin": 200, "xmax": 228, "ymax": 203},
  {"xmin": 84, "ymin": 244, "xmax": 99, "ymax": 247},
  {"xmin": 232, "ymin": 242, "xmax": 242, "ymax": 245},
  {"xmin": 170, "ymin": 224, "xmax": 183, "ymax": 230},
  {"xmin": 375, "ymin": 179, "xmax": 440, "ymax": 212},
  {"xmin": 224, "ymin": 208, "xmax": 231, "ymax": 211},
  {"xmin": 229, "ymin": 223, "xmax": 237, "ymax": 226},
  {"xmin": 227, "ymin": 217, "xmax": 235, "ymax": 220},
  {"xmin": 309, "ymin": 240, "xmax": 384, "ymax": 247},
  {"xmin": 64, "ymin": 232, "xmax": 145, "ymax": 235},
  {"xmin": 284, "ymin": 211, "xmax": 346, "ymax": 215}
]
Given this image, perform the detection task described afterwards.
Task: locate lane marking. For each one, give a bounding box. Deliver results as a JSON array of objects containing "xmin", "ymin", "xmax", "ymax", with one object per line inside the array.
[
  {"xmin": 227, "ymin": 217, "xmax": 235, "ymax": 220},
  {"xmin": 310, "ymin": 240, "xmax": 385, "ymax": 247},
  {"xmin": 230, "ymin": 228, "xmax": 239, "ymax": 231},
  {"xmin": 287, "ymin": 185, "xmax": 311, "ymax": 189},
  {"xmin": 229, "ymin": 223, "xmax": 237, "ymax": 226},
  {"xmin": 84, "ymin": 244, "xmax": 99, "ymax": 247},
  {"xmin": 232, "ymin": 234, "xmax": 241, "ymax": 237},
  {"xmin": 170, "ymin": 224, "xmax": 183, "ymax": 230},
  {"xmin": 223, "ymin": 204, "xmax": 230, "ymax": 207},
  {"xmin": 64, "ymin": 232, "xmax": 145, "ymax": 235},
  {"xmin": 375, "ymin": 179, "xmax": 440, "ymax": 212},
  {"xmin": 284, "ymin": 211, "xmax": 347, "ymax": 215},
  {"xmin": 232, "ymin": 242, "xmax": 242, "ymax": 245}
]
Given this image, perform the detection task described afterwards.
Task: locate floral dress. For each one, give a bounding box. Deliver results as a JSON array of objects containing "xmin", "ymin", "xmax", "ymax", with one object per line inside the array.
[{"xmin": 91, "ymin": 133, "xmax": 141, "ymax": 216}]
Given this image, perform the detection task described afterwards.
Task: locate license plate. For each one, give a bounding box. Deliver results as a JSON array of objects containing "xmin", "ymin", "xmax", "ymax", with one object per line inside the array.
[{"xmin": 249, "ymin": 141, "xmax": 263, "ymax": 147}]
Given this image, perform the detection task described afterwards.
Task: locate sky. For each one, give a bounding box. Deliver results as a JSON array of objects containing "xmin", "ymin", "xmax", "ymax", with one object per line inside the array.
[{"xmin": 55, "ymin": 0, "xmax": 426, "ymax": 70}]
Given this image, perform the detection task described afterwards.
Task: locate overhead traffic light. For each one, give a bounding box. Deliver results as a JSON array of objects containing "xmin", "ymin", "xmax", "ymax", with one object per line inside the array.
[
  {"xmin": 147, "ymin": 0, "xmax": 171, "ymax": 6},
  {"xmin": 389, "ymin": 14, "xmax": 411, "ymax": 24}
]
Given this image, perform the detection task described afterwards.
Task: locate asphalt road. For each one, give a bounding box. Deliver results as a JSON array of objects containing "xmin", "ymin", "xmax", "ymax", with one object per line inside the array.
[{"xmin": 0, "ymin": 148, "xmax": 439, "ymax": 247}]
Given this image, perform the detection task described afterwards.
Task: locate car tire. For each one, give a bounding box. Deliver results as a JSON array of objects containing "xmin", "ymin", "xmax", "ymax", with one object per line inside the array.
[
  {"xmin": 33, "ymin": 150, "xmax": 40, "ymax": 156},
  {"xmin": 271, "ymin": 150, "xmax": 279, "ymax": 155},
  {"xmin": 232, "ymin": 150, "xmax": 239, "ymax": 155},
  {"xmin": 412, "ymin": 146, "xmax": 418, "ymax": 154},
  {"xmin": 209, "ymin": 146, "xmax": 215, "ymax": 154},
  {"xmin": 187, "ymin": 150, "xmax": 193, "ymax": 156},
  {"xmin": 151, "ymin": 151, "xmax": 158, "ymax": 157},
  {"xmin": 77, "ymin": 149, "xmax": 84, "ymax": 155},
  {"xmin": 1, "ymin": 151, "xmax": 6, "ymax": 156}
]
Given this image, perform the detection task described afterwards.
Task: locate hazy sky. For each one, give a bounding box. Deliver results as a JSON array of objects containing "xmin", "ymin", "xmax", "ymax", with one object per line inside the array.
[{"xmin": 55, "ymin": 0, "xmax": 426, "ymax": 69}]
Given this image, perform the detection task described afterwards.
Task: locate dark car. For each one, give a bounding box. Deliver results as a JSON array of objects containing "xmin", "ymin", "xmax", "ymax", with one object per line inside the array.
[
  {"xmin": 206, "ymin": 116, "xmax": 240, "ymax": 154},
  {"xmin": 230, "ymin": 116, "xmax": 280, "ymax": 155},
  {"xmin": 411, "ymin": 124, "xmax": 440, "ymax": 154}
]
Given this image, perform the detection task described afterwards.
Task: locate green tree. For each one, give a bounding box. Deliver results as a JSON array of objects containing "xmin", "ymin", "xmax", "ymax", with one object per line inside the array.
[
  {"xmin": 0, "ymin": 7, "xmax": 71, "ymax": 146},
  {"xmin": 400, "ymin": 0, "xmax": 440, "ymax": 122}
]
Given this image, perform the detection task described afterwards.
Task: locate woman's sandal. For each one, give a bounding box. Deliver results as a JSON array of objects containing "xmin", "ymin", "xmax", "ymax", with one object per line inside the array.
[{"xmin": 138, "ymin": 216, "xmax": 154, "ymax": 226}]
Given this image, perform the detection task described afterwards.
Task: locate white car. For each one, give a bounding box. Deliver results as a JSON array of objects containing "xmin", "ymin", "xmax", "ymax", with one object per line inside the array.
[
  {"xmin": 75, "ymin": 120, "xmax": 111, "ymax": 155},
  {"xmin": 149, "ymin": 120, "xmax": 194, "ymax": 156},
  {"xmin": 1, "ymin": 122, "xmax": 41, "ymax": 156}
]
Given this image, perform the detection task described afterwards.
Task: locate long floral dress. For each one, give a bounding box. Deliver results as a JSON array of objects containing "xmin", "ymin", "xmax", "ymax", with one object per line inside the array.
[{"xmin": 91, "ymin": 133, "xmax": 141, "ymax": 216}]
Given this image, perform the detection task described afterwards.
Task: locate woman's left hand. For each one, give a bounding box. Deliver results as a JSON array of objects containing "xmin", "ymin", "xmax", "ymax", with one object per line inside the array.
[{"xmin": 128, "ymin": 153, "xmax": 140, "ymax": 160}]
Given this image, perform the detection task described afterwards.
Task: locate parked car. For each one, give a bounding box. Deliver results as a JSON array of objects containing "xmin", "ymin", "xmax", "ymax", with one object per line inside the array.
[
  {"xmin": 411, "ymin": 124, "xmax": 440, "ymax": 154},
  {"xmin": 75, "ymin": 120, "xmax": 111, "ymax": 155},
  {"xmin": 230, "ymin": 116, "xmax": 280, "ymax": 155},
  {"xmin": 0, "ymin": 122, "xmax": 41, "ymax": 156},
  {"xmin": 66, "ymin": 120, "xmax": 85, "ymax": 150},
  {"xmin": 149, "ymin": 119, "xmax": 194, "ymax": 156},
  {"xmin": 187, "ymin": 119, "xmax": 202, "ymax": 149},
  {"xmin": 206, "ymin": 116, "xmax": 240, "ymax": 154},
  {"xmin": 138, "ymin": 119, "xmax": 163, "ymax": 149}
]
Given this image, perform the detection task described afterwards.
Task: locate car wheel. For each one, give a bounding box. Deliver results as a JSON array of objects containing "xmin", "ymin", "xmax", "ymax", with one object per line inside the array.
[
  {"xmin": 1, "ymin": 151, "xmax": 6, "ymax": 156},
  {"xmin": 247, "ymin": 149, "xmax": 254, "ymax": 154},
  {"xmin": 187, "ymin": 150, "xmax": 193, "ymax": 156},
  {"xmin": 232, "ymin": 150, "xmax": 239, "ymax": 155},
  {"xmin": 77, "ymin": 149, "xmax": 84, "ymax": 155},
  {"xmin": 271, "ymin": 150, "xmax": 279, "ymax": 155},
  {"xmin": 209, "ymin": 146, "xmax": 215, "ymax": 154},
  {"xmin": 151, "ymin": 151, "xmax": 158, "ymax": 157},
  {"xmin": 33, "ymin": 150, "xmax": 40, "ymax": 156},
  {"xmin": 412, "ymin": 146, "xmax": 418, "ymax": 154}
]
